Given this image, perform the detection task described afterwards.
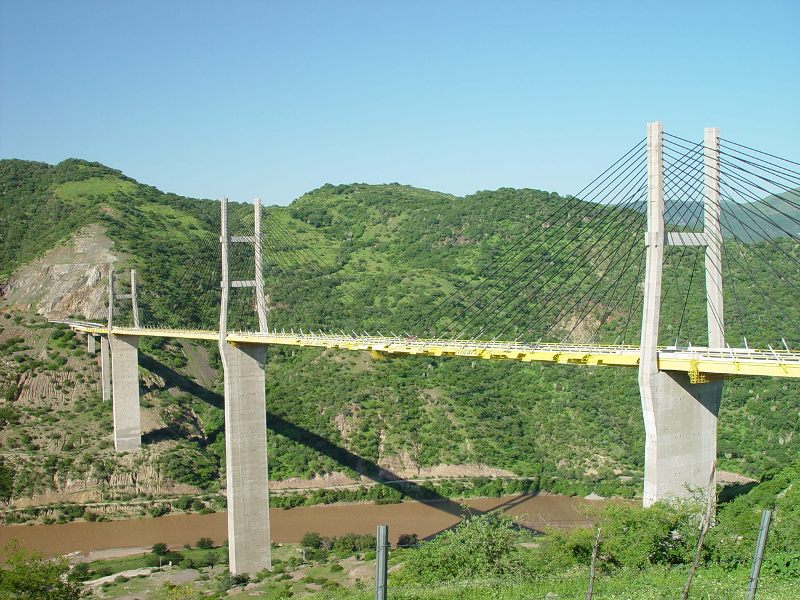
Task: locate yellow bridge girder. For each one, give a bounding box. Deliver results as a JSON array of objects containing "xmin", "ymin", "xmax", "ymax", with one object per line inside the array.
[{"xmin": 65, "ymin": 322, "xmax": 800, "ymax": 379}]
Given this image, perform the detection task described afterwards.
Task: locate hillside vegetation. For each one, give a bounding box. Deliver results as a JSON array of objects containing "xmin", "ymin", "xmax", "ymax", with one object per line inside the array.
[{"xmin": 0, "ymin": 159, "xmax": 798, "ymax": 511}]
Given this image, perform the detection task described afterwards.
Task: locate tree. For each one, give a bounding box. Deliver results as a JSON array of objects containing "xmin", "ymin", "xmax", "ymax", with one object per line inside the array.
[
  {"xmin": 0, "ymin": 540, "xmax": 84, "ymax": 599},
  {"xmin": 196, "ymin": 537, "xmax": 214, "ymax": 549},
  {"xmin": 152, "ymin": 542, "xmax": 169, "ymax": 556},
  {"xmin": 301, "ymin": 531, "xmax": 323, "ymax": 549}
]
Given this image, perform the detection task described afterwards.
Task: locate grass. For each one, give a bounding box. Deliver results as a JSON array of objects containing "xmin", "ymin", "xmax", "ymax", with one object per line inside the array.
[
  {"xmin": 53, "ymin": 177, "xmax": 137, "ymax": 201},
  {"xmin": 311, "ymin": 566, "xmax": 798, "ymax": 600},
  {"xmin": 84, "ymin": 550, "xmax": 800, "ymax": 600},
  {"xmin": 138, "ymin": 202, "xmax": 205, "ymax": 230}
]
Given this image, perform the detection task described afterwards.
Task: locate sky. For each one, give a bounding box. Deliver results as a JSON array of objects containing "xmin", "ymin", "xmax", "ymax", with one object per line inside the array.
[{"xmin": 1, "ymin": 0, "xmax": 798, "ymax": 206}]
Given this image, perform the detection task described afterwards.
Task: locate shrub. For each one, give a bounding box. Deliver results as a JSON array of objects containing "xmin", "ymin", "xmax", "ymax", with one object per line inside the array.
[
  {"xmin": 398, "ymin": 511, "xmax": 527, "ymax": 584},
  {"xmin": 397, "ymin": 533, "xmax": 419, "ymax": 548},
  {"xmin": 149, "ymin": 504, "xmax": 170, "ymax": 518},
  {"xmin": 196, "ymin": 537, "xmax": 214, "ymax": 549},
  {"xmin": 67, "ymin": 562, "xmax": 91, "ymax": 582},
  {"xmin": 152, "ymin": 542, "xmax": 169, "ymax": 556},
  {"xmin": 301, "ymin": 531, "xmax": 323, "ymax": 549}
]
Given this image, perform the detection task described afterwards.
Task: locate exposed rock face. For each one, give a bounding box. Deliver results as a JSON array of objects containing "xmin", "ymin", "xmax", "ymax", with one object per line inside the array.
[{"xmin": 0, "ymin": 224, "xmax": 118, "ymax": 319}]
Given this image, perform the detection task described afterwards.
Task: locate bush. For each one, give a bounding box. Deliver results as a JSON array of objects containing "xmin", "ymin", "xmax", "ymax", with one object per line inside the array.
[
  {"xmin": 397, "ymin": 533, "xmax": 419, "ymax": 548},
  {"xmin": 67, "ymin": 562, "xmax": 91, "ymax": 582},
  {"xmin": 762, "ymin": 551, "xmax": 800, "ymax": 579},
  {"xmin": 196, "ymin": 537, "xmax": 214, "ymax": 549},
  {"xmin": 301, "ymin": 531, "xmax": 323, "ymax": 549},
  {"xmin": 149, "ymin": 504, "xmax": 170, "ymax": 518},
  {"xmin": 152, "ymin": 543, "xmax": 169, "ymax": 556},
  {"xmin": 398, "ymin": 511, "xmax": 527, "ymax": 584}
]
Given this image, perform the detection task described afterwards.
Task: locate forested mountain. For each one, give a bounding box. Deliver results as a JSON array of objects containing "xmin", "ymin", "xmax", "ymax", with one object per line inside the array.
[{"xmin": 0, "ymin": 159, "xmax": 798, "ymax": 512}]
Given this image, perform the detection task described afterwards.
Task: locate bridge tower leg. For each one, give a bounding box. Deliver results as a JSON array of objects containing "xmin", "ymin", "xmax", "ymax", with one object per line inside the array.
[
  {"xmin": 219, "ymin": 197, "xmax": 272, "ymax": 575},
  {"xmin": 87, "ymin": 333, "xmax": 96, "ymax": 354},
  {"xmin": 638, "ymin": 122, "xmax": 724, "ymax": 506}
]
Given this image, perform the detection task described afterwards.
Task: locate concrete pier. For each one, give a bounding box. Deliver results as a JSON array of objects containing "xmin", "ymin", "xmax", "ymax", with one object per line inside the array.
[
  {"xmin": 100, "ymin": 335, "xmax": 111, "ymax": 402},
  {"xmin": 639, "ymin": 122, "xmax": 724, "ymax": 505},
  {"xmin": 110, "ymin": 335, "xmax": 141, "ymax": 452},
  {"xmin": 221, "ymin": 342, "xmax": 271, "ymax": 575},
  {"xmin": 87, "ymin": 334, "xmax": 96, "ymax": 355},
  {"xmin": 640, "ymin": 371, "xmax": 722, "ymax": 506}
]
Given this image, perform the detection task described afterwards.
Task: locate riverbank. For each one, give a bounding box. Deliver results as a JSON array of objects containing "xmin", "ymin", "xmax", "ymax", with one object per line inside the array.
[{"xmin": 0, "ymin": 493, "xmax": 602, "ymax": 559}]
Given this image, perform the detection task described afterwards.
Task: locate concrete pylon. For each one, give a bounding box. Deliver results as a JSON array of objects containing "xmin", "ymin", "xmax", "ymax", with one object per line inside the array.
[
  {"xmin": 219, "ymin": 197, "xmax": 272, "ymax": 574},
  {"xmin": 110, "ymin": 335, "xmax": 141, "ymax": 452},
  {"xmin": 638, "ymin": 122, "xmax": 723, "ymax": 506},
  {"xmin": 87, "ymin": 334, "xmax": 96, "ymax": 355},
  {"xmin": 221, "ymin": 342, "xmax": 271, "ymax": 574},
  {"xmin": 100, "ymin": 335, "xmax": 111, "ymax": 402}
]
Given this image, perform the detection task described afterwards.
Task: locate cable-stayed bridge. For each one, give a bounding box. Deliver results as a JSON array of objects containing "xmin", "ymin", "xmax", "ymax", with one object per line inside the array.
[{"xmin": 64, "ymin": 123, "xmax": 800, "ymax": 574}]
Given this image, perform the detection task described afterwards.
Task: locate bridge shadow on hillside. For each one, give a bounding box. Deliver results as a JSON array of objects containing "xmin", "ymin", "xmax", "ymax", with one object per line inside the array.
[{"xmin": 139, "ymin": 353, "xmax": 542, "ymax": 538}]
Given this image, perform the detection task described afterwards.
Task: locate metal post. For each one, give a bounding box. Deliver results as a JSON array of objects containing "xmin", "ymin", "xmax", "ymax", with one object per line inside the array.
[
  {"xmin": 375, "ymin": 524, "xmax": 388, "ymax": 600},
  {"xmin": 253, "ymin": 198, "xmax": 268, "ymax": 333},
  {"xmin": 704, "ymin": 127, "xmax": 724, "ymax": 348},
  {"xmin": 219, "ymin": 198, "xmax": 230, "ymax": 343},
  {"xmin": 107, "ymin": 266, "xmax": 114, "ymax": 336},
  {"xmin": 130, "ymin": 269, "xmax": 140, "ymax": 329},
  {"xmin": 747, "ymin": 509, "xmax": 772, "ymax": 600}
]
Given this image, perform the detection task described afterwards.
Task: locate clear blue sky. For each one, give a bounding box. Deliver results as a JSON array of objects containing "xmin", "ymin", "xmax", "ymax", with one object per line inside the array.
[{"xmin": 1, "ymin": 0, "xmax": 798, "ymax": 205}]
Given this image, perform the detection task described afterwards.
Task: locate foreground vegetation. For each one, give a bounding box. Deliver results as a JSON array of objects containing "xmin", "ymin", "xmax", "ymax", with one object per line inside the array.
[{"xmin": 2, "ymin": 458, "xmax": 797, "ymax": 599}]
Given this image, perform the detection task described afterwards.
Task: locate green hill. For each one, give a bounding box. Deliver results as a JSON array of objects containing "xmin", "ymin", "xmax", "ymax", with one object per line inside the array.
[{"xmin": 0, "ymin": 159, "xmax": 798, "ymax": 514}]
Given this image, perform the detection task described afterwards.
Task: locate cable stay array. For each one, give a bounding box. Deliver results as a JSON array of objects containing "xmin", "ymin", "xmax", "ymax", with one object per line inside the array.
[{"xmin": 101, "ymin": 130, "xmax": 800, "ymax": 375}]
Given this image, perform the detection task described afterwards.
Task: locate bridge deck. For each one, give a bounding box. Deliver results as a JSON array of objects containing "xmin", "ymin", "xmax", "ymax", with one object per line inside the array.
[{"xmin": 64, "ymin": 322, "xmax": 800, "ymax": 379}]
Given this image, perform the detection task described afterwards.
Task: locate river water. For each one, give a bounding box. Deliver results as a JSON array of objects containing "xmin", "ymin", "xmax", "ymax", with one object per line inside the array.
[{"xmin": 0, "ymin": 494, "xmax": 602, "ymax": 559}]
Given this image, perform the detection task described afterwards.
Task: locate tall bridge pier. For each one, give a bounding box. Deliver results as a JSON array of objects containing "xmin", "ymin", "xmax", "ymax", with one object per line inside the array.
[
  {"xmin": 639, "ymin": 122, "xmax": 724, "ymax": 505},
  {"xmin": 98, "ymin": 267, "xmax": 143, "ymax": 451},
  {"xmin": 219, "ymin": 197, "xmax": 272, "ymax": 574},
  {"xmin": 109, "ymin": 334, "xmax": 141, "ymax": 452}
]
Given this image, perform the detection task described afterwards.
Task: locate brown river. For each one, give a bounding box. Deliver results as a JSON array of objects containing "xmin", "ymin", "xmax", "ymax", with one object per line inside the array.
[{"xmin": 0, "ymin": 494, "xmax": 602, "ymax": 559}]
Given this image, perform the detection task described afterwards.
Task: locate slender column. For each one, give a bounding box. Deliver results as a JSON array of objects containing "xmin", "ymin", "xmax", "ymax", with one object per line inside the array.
[
  {"xmin": 254, "ymin": 198, "xmax": 268, "ymax": 333},
  {"xmin": 110, "ymin": 335, "xmax": 141, "ymax": 451},
  {"xmin": 87, "ymin": 334, "xmax": 96, "ymax": 355},
  {"xmin": 220, "ymin": 198, "xmax": 229, "ymax": 341},
  {"xmin": 107, "ymin": 267, "xmax": 114, "ymax": 336},
  {"xmin": 640, "ymin": 121, "xmax": 665, "ymax": 373},
  {"xmin": 130, "ymin": 269, "xmax": 140, "ymax": 329},
  {"xmin": 100, "ymin": 335, "xmax": 111, "ymax": 402},
  {"xmin": 704, "ymin": 127, "xmax": 724, "ymax": 348}
]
